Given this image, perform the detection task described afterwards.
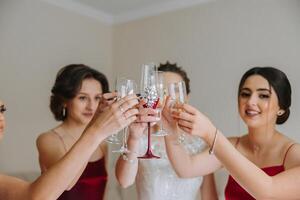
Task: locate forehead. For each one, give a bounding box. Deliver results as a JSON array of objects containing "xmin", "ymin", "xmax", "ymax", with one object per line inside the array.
[
  {"xmin": 163, "ymin": 72, "xmax": 183, "ymax": 85},
  {"xmin": 0, "ymin": 100, "xmax": 4, "ymax": 106},
  {"xmin": 79, "ymin": 78, "xmax": 102, "ymax": 93},
  {"xmin": 242, "ymin": 75, "xmax": 270, "ymax": 90}
]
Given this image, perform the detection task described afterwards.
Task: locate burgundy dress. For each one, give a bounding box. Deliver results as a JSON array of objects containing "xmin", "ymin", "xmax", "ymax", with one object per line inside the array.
[
  {"xmin": 57, "ymin": 158, "xmax": 107, "ymax": 200},
  {"xmin": 52, "ymin": 130, "xmax": 107, "ymax": 200},
  {"xmin": 224, "ymin": 140, "xmax": 295, "ymax": 200}
]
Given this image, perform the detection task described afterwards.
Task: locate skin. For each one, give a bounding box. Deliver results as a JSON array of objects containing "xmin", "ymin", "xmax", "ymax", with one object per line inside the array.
[
  {"xmin": 0, "ymin": 94, "xmax": 140, "ymax": 200},
  {"xmin": 164, "ymin": 75, "xmax": 300, "ymax": 199},
  {"xmin": 116, "ymin": 71, "xmax": 218, "ymax": 200}
]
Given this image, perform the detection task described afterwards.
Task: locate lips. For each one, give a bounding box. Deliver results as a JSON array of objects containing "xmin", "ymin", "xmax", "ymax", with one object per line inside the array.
[
  {"xmin": 83, "ymin": 113, "xmax": 94, "ymax": 117},
  {"xmin": 245, "ymin": 109, "xmax": 261, "ymax": 117}
]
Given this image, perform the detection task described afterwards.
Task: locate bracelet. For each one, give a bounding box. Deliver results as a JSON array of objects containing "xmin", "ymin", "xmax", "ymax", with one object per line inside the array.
[
  {"xmin": 209, "ymin": 128, "xmax": 218, "ymax": 155},
  {"xmin": 121, "ymin": 152, "xmax": 138, "ymax": 164}
]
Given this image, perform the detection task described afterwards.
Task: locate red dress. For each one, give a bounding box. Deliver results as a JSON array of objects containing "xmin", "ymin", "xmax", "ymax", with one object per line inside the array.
[
  {"xmin": 57, "ymin": 158, "xmax": 107, "ymax": 200},
  {"xmin": 52, "ymin": 130, "xmax": 107, "ymax": 200},
  {"xmin": 224, "ymin": 140, "xmax": 295, "ymax": 200}
]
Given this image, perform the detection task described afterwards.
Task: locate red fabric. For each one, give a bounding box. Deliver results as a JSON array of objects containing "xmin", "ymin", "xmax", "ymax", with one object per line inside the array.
[
  {"xmin": 225, "ymin": 165, "xmax": 284, "ymax": 200},
  {"xmin": 57, "ymin": 158, "xmax": 107, "ymax": 200}
]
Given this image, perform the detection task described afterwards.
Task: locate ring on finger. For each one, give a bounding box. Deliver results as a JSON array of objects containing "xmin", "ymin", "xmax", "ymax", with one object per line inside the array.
[{"xmin": 119, "ymin": 105, "xmax": 125, "ymax": 112}]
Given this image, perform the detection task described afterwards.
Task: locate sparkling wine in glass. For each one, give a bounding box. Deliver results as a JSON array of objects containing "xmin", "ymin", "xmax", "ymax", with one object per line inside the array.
[
  {"xmin": 112, "ymin": 78, "xmax": 137, "ymax": 153},
  {"xmin": 152, "ymin": 71, "xmax": 168, "ymax": 136},
  {"xmin": 138, "ymin": 63, "xmax": 160, "ymax": 159},
  {"xmin": 168, "ymin": 81, "xmax": 187, "ymax": 144}
]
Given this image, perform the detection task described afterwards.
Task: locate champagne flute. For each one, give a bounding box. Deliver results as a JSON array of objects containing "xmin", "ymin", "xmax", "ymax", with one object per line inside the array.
[
  {"xmin": 105, "ymin": 77, "xmax": 122, "ymax": 144},
  {"xmin": 138, "ymin": 63, "xmax": 160, "ymax": 159},
  {"xmin": 112, "ymin": 78, "xmax": 137, "ymax": 153},
  {"xmin": 168, "ymin": 81, "xmax": 187, "ymax": 144},
  {"xmin": 152, "ymin": 71, "xmax": 168, "ymax": 136}
]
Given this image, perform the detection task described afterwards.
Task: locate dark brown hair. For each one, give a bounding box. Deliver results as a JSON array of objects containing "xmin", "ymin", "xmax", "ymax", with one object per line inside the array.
[
  {"xmin": 158, "ymin": 61, "xmax": 191, "ymax": 94},
  {"xmin": 238, "ymin": 67, "xmax": 291, "ymax": 124},
  {"xmin": 50, "ymin": 64, "xmax": 109, "ymax": 121}
]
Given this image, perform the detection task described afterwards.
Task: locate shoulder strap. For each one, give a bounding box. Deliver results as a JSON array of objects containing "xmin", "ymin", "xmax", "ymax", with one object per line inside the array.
[
  {"xmin": 235, "ymin": 137, "xmax": 240, "ymax": 148},
  {"xmin": 282, "ymin": 143, "xmax": 296, "ymax": 166},
  {"xmin": 51, "ymin": 129, "xmax": 67, "ymax": 153}
]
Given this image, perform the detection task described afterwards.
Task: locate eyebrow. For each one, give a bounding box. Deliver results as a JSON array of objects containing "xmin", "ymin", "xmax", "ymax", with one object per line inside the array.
[
  {"xmin": 241, "ymin": 88, "xmax": 271, "ymax": 93},
  {"xmin": 77, "ymin": 92, "xmax": 102, "ymax": 96}
]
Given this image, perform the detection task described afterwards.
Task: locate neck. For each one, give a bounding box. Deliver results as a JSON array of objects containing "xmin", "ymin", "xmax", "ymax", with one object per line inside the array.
[
  {"xmin": 60, "ymin": 118, "xmax": 87, "ymax": 139},
  {"xmin": 247, "ymin": 125, "xmax": 277, "ymax": 152}
]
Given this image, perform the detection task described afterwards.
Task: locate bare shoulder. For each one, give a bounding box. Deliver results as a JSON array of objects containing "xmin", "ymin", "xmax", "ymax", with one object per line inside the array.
[
  {"xmin": 284, "ymin": 142, "xmax": 300, "ymax": 169},
  {"xmin": 36, "ymin": 131, "xmax": 62, "ymax": 152},
  {"xmin": 36, "ymin": 131, "xmax": 66, "ymax": 169}
]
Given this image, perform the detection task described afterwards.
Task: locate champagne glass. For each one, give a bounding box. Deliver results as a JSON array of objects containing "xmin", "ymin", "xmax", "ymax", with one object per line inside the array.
[
  {"xmin": 152, "ymin": 71, "xmax": 168, "ymax": 136},
  {"xmin": 105, "ymin": 78, "xmax": 123, "ymax": 144},
  {"xmin": 112, "ymin": 78, "xmax": 137, "ymax": 153},
  {"xmin": 138, "ymin": 63, "xmax": 160, "ymax": 159},
  {"xmin": 168, "ymin": 81, "xmax": 187, "ymax": 144}
]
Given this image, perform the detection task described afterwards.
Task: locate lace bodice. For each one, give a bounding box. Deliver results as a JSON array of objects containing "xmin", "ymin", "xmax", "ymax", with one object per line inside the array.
[{"xmin": 136, "ymin": 134, "xmax": 205, "ymax": 200}]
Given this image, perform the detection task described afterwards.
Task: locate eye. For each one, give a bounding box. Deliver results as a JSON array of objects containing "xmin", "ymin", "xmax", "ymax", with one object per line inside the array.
[
  {"xmin": 259, "ymin": 94, "xmax": 270, "ymax": 99},
  {"xmin": 0, "ymin": 106, "xmax": 6, "ymax": 113},
  {"xmin": 95, "ymin": 96, "xmax": 102, "ymax": 101},
  {"xmin": 240, "ymin": 92, "xmax": 250, "ymax": 98},
  {"xmin": 79, "ymin": 96, "xmax": 87, "ymax": 101}
]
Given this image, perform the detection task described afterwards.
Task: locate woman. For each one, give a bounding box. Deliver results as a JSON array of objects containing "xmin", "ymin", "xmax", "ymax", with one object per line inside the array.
[
  {"xmin": 0, "ymin": 92, "xmax": 140, "ymax": 200},
  {"xmin": 116, "ymin": 61, "xmax": 218, "ymax": 200},
  {"xmin": 164, "ymin": 66, "xmax": 300, "ymax": 199},
  {"xmin": 36, "ymin": 64, "xmax": 130, "ymax": 199}
]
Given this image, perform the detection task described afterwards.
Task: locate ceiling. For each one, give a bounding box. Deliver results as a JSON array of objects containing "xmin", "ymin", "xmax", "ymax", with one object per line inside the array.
[{"xmin": 42, "ymin": 0, "xmax": 212, "ymax": 24}]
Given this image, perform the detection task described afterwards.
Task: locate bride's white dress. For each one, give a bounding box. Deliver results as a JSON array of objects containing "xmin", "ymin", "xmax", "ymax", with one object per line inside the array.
[{"xmin": 136, "ymin": 134, "xmax": 205, "ymax": 200}]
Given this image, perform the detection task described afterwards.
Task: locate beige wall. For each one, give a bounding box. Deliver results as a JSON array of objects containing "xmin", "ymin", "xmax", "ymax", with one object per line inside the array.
[
  {"xmin": 113, "ymin": 0, "xmax": 300, "ymax": 138},
  {"xmin": 0, "ymin": 0, "xmax": 112, "ymax": 173},
  {"xmin": 112, "ymin": 1, "xmax": 300, "ymax": 197}
]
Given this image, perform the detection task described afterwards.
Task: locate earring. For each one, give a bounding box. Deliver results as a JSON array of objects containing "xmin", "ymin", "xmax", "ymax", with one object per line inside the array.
[
  {"xmin": 62, "ymin": 107, "xmax": 66, "ymax": 117},
  {"xmin": 277, "ymin": 110, "xmax": 284, "ymax": 116}
]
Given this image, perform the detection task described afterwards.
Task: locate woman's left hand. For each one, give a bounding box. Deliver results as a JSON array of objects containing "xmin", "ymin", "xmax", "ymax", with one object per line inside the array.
[{"xmin": 171, "ymin": 103, "xmax": 215, "ymax": 141}]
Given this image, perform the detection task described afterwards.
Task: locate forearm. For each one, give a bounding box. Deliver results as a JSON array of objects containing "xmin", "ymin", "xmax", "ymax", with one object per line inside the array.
[
  {"xmin": 210, "ymin": 130, "xmax": 273, "ymax": 199},
  {"xmin": 115, "ymin": 135, "xmax": 140, "ymax": 188},
  {"xmin": 164, "ymin": 133, "xmax": 196, "ymax": 178},
  {"xmin": 30, "ymin": 126, "xmax": 105, "ymax": 200}
]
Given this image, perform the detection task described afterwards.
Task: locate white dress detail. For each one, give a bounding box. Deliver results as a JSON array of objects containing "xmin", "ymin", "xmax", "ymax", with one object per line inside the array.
[{"xmin": 136, "ymin": 134, "xmax": 205, "ymax": 200}]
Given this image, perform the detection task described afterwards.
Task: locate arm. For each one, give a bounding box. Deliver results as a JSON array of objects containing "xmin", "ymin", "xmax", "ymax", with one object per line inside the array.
[
  {"xmin": 200, "ymin": 174, "xmax": 218, "ymax": 200},
  {"xmin": 177, "ymin": 103, "xmax": 300, "ymax": 199},
  {"xmin": 0, "ymin": 94, "xmax": 139, "ymax": 200},
  {"xmin": 115, "ymin": 106, "xmax": 159, "ymax": 188},
  {"xmin": 115, "ymin": 131, "xmax": 141, "ymax": 188},
  {"xmin": 36, "ymin": 132, "xmax": 88, "ymax": 190},
  {"xmin": 163, "ymin": 98, "xmax": 222, "ymax": 178}
]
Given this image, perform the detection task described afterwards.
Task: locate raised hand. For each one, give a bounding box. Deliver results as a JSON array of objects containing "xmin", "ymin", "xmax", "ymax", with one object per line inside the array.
[
  {"xmin": 98, "ymin": 92, "xmax": 118, "ymax": 112},
  {"xmin": 88, "ymin": 94, "xmax": 139, "ymax": 139},
  {"xmin": 128, "ymin": 101, "xmax": 160, "ymax": 140},
  {"xmin": 171, "ymin": 103, "xmax": 215, "ymax": 140}
]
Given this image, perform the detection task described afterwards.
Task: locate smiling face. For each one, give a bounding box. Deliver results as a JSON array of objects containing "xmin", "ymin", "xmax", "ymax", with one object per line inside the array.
[
  {"xmin": 238, "ymin": 75, "xmax": 281, "ymax": 128},
  {"xmin": 0, "ymin": 100, "xmax": 6, "ymax": 140},
  {"xmin": 65, "ymin": 78, "xmax": 103, "ymax": 125}
]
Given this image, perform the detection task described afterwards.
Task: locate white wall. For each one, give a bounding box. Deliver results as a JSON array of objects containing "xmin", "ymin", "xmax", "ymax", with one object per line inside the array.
[
  {"xmin": 112, "ymin": 0, "xmax": 300, "ymax": 197},
  {"xmin": 0, "ymin": 0, "xmax": 113, "ymax": 174}
]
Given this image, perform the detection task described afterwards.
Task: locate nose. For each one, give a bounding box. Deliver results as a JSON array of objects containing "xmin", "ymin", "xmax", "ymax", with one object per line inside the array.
[
  {"xmin": 86, "ymin": 98, "xmax": 97, "ymax": 111},
  {"xmin": 247, "ymin": 94, "xmax": 258, "ymax": 106}
]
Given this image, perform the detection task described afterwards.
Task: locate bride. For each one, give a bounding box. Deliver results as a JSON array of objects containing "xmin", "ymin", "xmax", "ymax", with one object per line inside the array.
[{"xmin": 115, "ymin": 62, "xmax": 218, "ymax": 200}]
